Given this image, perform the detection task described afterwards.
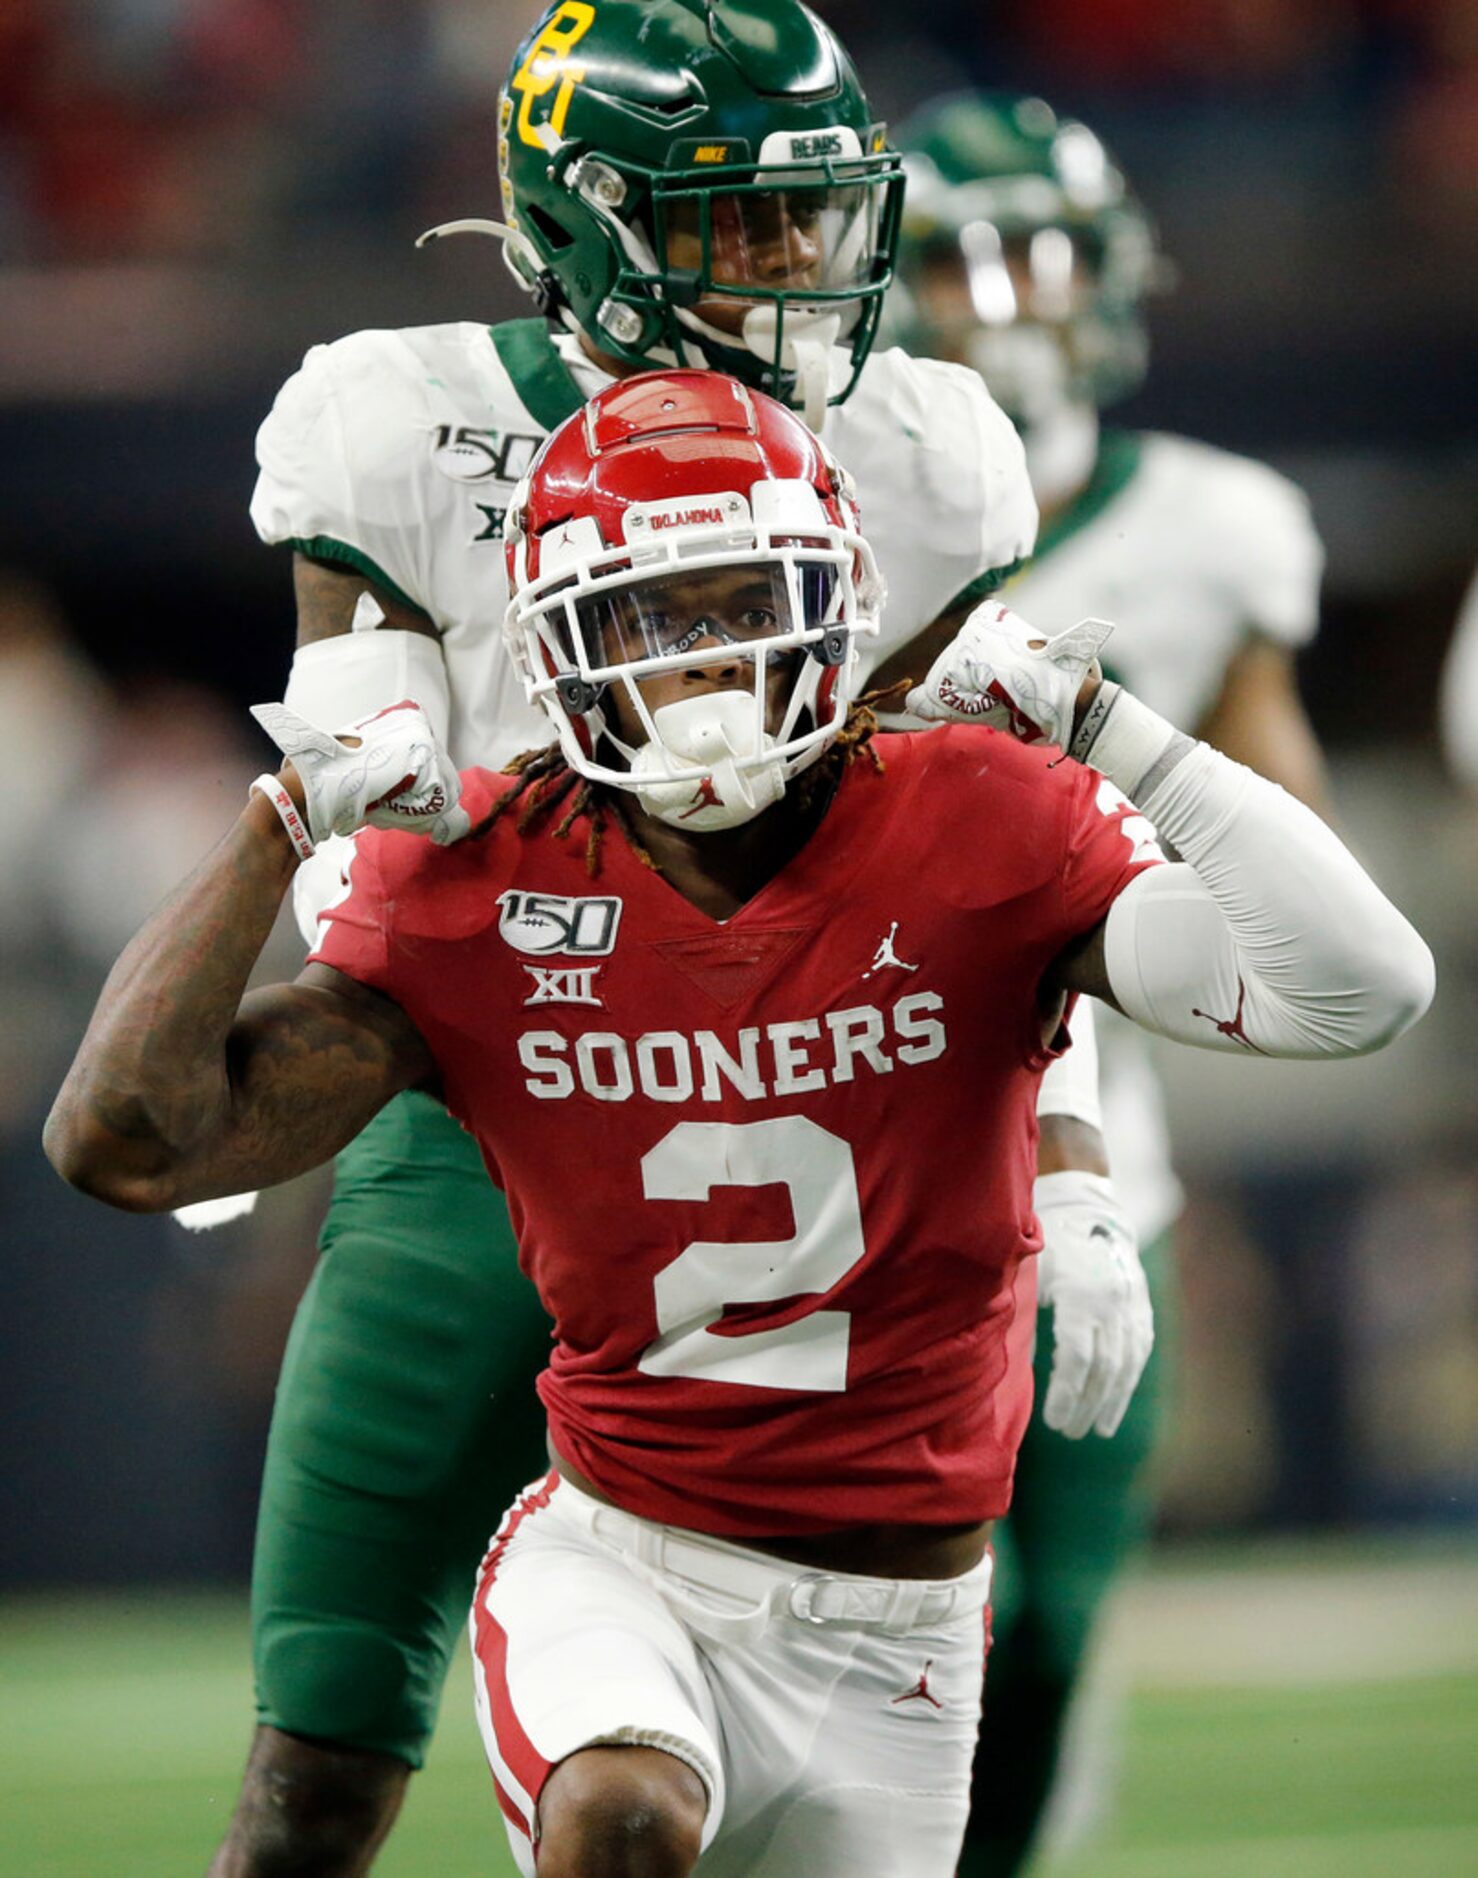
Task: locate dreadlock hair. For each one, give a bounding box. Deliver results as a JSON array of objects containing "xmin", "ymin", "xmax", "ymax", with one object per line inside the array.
[{"xmin": 470, "ymin": 680, "xmax": 911, "ymax": 878}]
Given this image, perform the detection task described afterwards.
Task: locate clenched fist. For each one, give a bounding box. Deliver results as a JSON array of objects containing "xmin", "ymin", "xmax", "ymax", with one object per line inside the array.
[
  {"xmin": 905, "ymin": 602, "xmax": 1114, "ymax": 751},
  {"xmin": 251, "ymin": 698, "xmax": 470, "ymax": 848}
]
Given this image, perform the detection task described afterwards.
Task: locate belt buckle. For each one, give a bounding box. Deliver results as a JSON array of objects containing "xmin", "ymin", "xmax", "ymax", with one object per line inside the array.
[{"xmin": 788, "ymin": 1573, "xmax": 833, "ymax": 1625}]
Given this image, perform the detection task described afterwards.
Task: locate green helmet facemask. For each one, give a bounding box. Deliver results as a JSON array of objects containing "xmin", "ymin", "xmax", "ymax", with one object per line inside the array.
[
  {"xmin": 422, "ymin": 1, "xmax": 904, "ymax": 428},
  {"xmin": 888, "ymin": 91, "xmax": 1159, "ymax": 428}
]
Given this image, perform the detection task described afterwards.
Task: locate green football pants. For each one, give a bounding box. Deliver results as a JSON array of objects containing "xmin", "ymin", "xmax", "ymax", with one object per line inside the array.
[
  {"xmin": 251, "ymin": 1091, "xmax": 553, "ymax": 1766},
  {"xmin": 958, "ymin": 1232, "xmax": 1175, "ymax": 1877}
]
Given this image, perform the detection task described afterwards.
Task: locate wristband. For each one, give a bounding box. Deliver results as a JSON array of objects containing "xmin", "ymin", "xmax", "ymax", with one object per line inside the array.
[
  {"xmin": 1068, "ymin": 679, "xmax": 1123, "ymax": 765},
  {"xmin": 250, "ymin": 773, "xmax": 315, "ymax": 862},
  {"xmin": 1070, "ymin": 682, "xmax": 1195, "ymax": 800}
]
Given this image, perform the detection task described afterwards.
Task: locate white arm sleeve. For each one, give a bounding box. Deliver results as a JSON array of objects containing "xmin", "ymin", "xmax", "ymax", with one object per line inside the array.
[
  {"xmin": 1083, "ymin": 692, "xmax": 1434, "ymax": 1057},
  {"xmin": 1036, "ymin": 995, "xmax": 1102, "ymax": 1129}
]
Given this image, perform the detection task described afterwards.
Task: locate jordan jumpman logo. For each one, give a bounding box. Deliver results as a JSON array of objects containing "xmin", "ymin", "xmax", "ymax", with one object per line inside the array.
[
  {"xmin": 863, "ymin": 921, "xmax": 919, "ymax": 977},
  {"xmin": 890, "ymin": 1660, "xmax": 943, "ymax": 1709},
  {"xmin": 1191, "ymin": 976, "xmax": 1267, "ymax": 1054},
  {"xmin": 679, "ymin": 777, "xmax": 724, "ymax": 821}
]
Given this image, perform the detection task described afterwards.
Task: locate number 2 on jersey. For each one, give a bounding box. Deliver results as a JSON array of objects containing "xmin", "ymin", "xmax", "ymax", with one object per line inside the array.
[{"xmin": 637, "ymin": 1117, "xmax": 866, "ymax": 1392}]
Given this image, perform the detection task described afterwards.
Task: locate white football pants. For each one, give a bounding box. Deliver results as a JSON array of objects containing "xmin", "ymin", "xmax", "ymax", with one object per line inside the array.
[{"xmin": 470, "ymin": 1470, "xmax": 991, "ymax": 1876}]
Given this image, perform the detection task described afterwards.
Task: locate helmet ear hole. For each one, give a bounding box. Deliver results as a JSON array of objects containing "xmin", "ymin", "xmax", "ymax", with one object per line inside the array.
[{"xmin": 526, "ymin": 201, "xmax": 576, "ymax": 252}]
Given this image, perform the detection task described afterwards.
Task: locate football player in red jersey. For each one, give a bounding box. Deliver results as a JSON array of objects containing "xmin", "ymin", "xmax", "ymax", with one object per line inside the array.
[{"xmin": 47, "ymin": 374, "xmax": 1431, "ymax": 1878}]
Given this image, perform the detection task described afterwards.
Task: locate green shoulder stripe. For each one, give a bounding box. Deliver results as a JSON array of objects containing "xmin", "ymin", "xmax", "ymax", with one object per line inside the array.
[
  {"xmin": 942, "ymin": 557, "xmax": 1025, "ymax": 617},
  {"xmin": 289, "ymin": 536, "xmax": 434, "ymax": 622},
  {"xmin": 490, "ymin": 319, "xmax": 587, "ymax": 431},
  {"xmin": 1031, "ymin": 428, "xmax": 1143, "ymax": 563}
]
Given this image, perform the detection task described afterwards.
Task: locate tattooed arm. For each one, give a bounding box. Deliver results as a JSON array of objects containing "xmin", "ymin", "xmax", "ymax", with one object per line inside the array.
[{"xmin": 44, "ymin": 783, "xmax": 434, "ymax": 1212}]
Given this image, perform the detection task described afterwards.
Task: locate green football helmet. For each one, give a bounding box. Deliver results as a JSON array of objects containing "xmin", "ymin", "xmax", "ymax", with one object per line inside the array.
[
  {"xmin": 890, "ymin": 92, "xmax": 1159, "ymax": 426},
  {"xmin": 430, "ymin": 1, "xmax": 903, "ymax": 425}
]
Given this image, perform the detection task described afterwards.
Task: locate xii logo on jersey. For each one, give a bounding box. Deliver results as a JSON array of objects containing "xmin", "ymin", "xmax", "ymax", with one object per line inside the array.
[
  {"xmin": 498, "ymin": 889, "xmax": 622, "ymax": 957},
  {"xmin": 523, "ymin": 964, "xmax": 603, "ymax": 1008}
]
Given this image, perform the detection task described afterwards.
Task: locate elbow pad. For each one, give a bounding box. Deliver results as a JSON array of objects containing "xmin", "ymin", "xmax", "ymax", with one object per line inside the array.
[
  {"xmin": 1094, "ymin": 725, "xmax": 1434, "ymax": 1057},
  {"xmin": 284, "ymin": 627, "xmax": 451, "ymax": 746},
  {"xmin": 1078, "ymin": 686, "xmax": 1433, "ymax": 1056}
]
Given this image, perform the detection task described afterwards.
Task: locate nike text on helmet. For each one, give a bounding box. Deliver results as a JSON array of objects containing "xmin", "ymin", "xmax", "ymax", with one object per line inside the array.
[
  {"xmin": 887, "ymin": 90, "xmax": 1162, "ymax": 423},
  {"xmin": 503, "ymin": 369, "xmax": 884, "ymax": 830},
  {"xmin": 486, "ymin": 1, "xmax": 905, "ymax": 425}
]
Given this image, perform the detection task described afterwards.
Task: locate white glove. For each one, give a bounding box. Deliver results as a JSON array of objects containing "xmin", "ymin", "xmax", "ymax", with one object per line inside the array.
[
  {"xmin": 1034, "ymin": 1169, "xmax": 1153, "ymax": 1439},
  {"xmin": 905, "ymin": 602, "xmax": 1115, "ymax": 750},
  {"xmin": 250, "ymin": 698, "xmax": 470, "ymax": 847}
]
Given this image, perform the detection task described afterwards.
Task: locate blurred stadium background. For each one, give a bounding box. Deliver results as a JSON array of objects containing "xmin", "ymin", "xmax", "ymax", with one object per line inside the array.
[{"xmin": 2, "ymin": 2, "xmax": 1475, "ymax": 1873}]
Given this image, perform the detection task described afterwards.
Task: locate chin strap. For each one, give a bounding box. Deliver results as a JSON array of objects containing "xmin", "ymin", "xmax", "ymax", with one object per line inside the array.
[
  {"xmin": 415, "ymin": 218, "xmax": 509, "ymax": 246},
  {"xmin": 740, "ymin": 307, "xmax": 843, "ymax": 431},
  {"xmin": 789, "ymin": 329, "xmax": 840, "ymax": 432},
  {"xmin": 416, "ymin": 218, "xmax": 549, "ymax": 301}
]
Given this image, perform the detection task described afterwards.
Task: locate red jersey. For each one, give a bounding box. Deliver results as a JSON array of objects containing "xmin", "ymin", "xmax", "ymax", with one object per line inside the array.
[{"xmin": 312, "ymin": 728, "xmax": 1162, "ymax": 1536}]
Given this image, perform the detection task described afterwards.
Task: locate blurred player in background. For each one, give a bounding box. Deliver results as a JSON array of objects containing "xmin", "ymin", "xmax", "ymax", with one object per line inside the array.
[
  {"xmin": 877, "ymin": 91, "xmax": 1333, "ymax": 1875},
  {"xmin": 47, "ymin": 369, "xmax": 1431, "ymax": 1878},
  {"xmin": 184, "ymin": 9, "xmax": 1153, "ymax": 1875},
  {"xmin": 1439, "ymin": 568, "xmax": 1478, "ymax": 789}
]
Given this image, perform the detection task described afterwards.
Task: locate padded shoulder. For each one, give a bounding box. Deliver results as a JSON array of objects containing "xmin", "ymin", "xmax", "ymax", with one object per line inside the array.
[
  {"xmin": 1140, "ymin": 433, "xmax": 1324, "ymax": 647},
  {"xmin": 843, "ymin": 349, "xmax": 1037, "ymax": 574},
  {"xmin": 249, "ymin": 324, "xmax": 499, "ymax": 614}
]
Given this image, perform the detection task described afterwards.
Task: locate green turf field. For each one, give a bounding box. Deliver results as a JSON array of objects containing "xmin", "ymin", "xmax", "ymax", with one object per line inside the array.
[{"xmin": 4, "ymin": 1543, "xmax": 1475, "ymax": 1877}]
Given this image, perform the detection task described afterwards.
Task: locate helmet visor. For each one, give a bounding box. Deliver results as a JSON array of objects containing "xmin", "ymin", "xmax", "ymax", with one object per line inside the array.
[
  {"xmin": 661, "ymin": 176, "xmax": 888, "ymax": 335},
  {"xmin": 568, "ymin": 561, "xmax": 841, "ymax": 677}
]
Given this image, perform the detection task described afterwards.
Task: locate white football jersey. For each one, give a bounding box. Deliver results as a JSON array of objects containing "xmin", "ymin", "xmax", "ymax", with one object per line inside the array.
[
  {"xmin": 251, "ymin": 320, "xmax": 1035, "ymax": 771},
  {"xmin": 1009, "ymin": 428, "xmax": 1324, "ymax": 1241},
  {"xmin": 1007, "ymin": 431, "xmax": 1322, "ymax": 724}
]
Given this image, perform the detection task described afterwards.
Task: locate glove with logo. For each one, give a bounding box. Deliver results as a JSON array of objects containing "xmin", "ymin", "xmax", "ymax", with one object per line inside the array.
[
  {"xmin": 1033, "ymin": 1169, "xmax": 1153, "ymax": 1440},
  {"xmin": 905, "ymin": 602, "xmax": 1114, "ymax": 750},
  {"xmin": 250, "ymin": 698, "xmax": 470, "ymax": 847}
]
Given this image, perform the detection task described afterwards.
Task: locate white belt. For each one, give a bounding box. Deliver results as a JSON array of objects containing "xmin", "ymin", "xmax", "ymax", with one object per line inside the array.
[{"xmin": 567, "ymin": 1482, "xmax": 992, "ymax": 1650}]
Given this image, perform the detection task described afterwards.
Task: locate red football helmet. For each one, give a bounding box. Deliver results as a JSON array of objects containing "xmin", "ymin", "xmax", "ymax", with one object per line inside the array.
[{"xmin": 504, "ymin": 370, "xmax": 883, "ymax": 831}]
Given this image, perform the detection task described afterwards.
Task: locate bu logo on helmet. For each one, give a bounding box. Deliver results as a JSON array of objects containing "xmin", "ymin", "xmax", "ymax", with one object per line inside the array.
[
  {"xmin": 509, "ymin": 1, "xmax": 596, "ymax": 151},
  {"xmin": 498, "ymin": 890, "xmax": 622, "ymax": 957}
]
